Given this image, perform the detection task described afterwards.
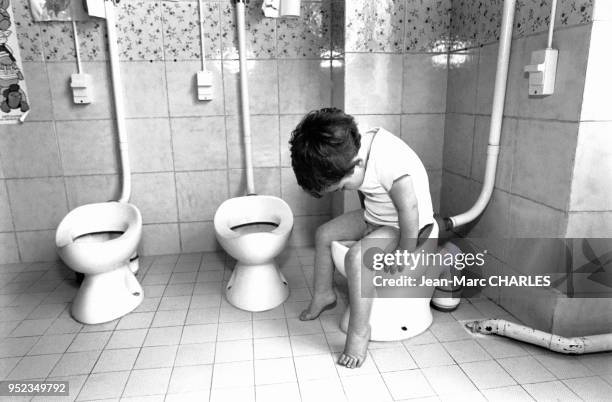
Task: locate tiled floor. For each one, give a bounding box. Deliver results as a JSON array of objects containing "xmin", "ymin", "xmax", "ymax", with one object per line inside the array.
[{"xmin": 1, "ymin": 247, "xmax": 611, "ymax": 401}]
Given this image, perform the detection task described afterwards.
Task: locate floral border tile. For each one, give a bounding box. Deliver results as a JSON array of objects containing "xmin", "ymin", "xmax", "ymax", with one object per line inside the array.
[
  {"xmin": 345, "ymin": 0, "xmax": 405, "ymax": 53},
  {"xmin": 10, "ymin": 0, "xmax": 43, "ymax": 62},
  {"xmin": 557, "ymin": 0, "xmax": 593, "ymax": 26},
  {"xmin": 277, "ymin": 2, "xmax": 331, "ymax": 58},
  {"xmin": 406, "ymin": 0, "xmax": 452, "ymax": 53},
  {"xmin": 220, "ymin": 0, "xmax": 276, "ymax": 59},
  {"xmin": 41, "ymin": 20, "xmax": 107, "ymax": 62},
  {"xmin": 116, "ymin": 0, "xmax": 163, "ymax": 61},
  {"xmin": 162, "ymin": 1, "xmax": 221, "ymax": 61}
]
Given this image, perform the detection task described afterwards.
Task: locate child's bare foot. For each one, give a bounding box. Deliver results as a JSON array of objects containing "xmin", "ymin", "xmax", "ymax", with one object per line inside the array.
[
  {"xmin": 338, "ymin": 326, "xmax": 371, "ymax": 368},
  {"xmin": 299, "ymin": 292, "xmax": 337, "ymax": 321}
]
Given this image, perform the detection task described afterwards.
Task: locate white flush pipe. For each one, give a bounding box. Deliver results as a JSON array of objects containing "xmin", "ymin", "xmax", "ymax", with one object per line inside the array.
[
  {"xmin": 104, "ymin": 0, "xmax": 131, "ymax": 203},
  {"xmin": 236, "ymin": 0, "xmax": 255, "ymax": 195},
  {"xmin": 466, "ymin": 319, "xmax": 612, "ymax": 354},
  {"xmin": 547, "ymin": 0, "xmax": 558, "ymax": 49},
  {"xmin": 444, "ymin": 0, "xmax": 516, "ymax": 230}
]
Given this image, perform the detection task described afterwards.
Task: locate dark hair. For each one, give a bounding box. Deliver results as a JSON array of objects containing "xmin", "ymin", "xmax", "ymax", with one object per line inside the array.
[{"xmin": 289, "ymin": 108, "xmax": 360, "ymax": 198}]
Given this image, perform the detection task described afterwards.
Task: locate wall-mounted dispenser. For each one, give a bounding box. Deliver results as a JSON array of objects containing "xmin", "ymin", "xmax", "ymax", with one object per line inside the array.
[{"xmin": 523, "ymin": 0, "xmax": 559, "ymax": 96}]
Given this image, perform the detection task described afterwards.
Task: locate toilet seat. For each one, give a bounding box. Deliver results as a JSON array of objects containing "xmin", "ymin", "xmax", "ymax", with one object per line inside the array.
[
  {"xmin": 215, "ymin": 195, "xmax": 293, "ymax": 240},
  {"xmin": 56, "ymin": 202, "xmax": 142, "ymax": 274}
]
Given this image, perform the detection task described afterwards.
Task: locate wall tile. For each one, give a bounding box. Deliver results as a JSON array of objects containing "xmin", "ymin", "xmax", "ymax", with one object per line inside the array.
[
  {"xmin": 514, "ymin": 0, "xmax": 551, "ymax": 38},
  {"xmin": 469, "ymin": 189, "xmax": 511, "ymax": 260},
  {"xmin": 517, "ymin": 26, "xmax": 590, "ymax": 121},
  {"xmin": 0, "ymin": 182, "xmax": 13, "ymax": 232},
  {"xmin": 64, "ymin": 175, "xmax": 121, "ymax": 210},
  {"xmin": 442, "ymin": 113, "xmax": 475, "ymax": 177},
  {"xmin": 289, "ymin": 215, "xmax": 330, "ymax": 247},
  {"xmin": 21, "ymin": 62, "xmax": 53, "ymax": 121},
  {"xmin": 403, "ymin": 53, "xmax": 448, "ymax": 114},
  {"xmin": 0, "ymin": 122, "xmax": 62, "ymax": 178},
  {"xmin": 47, "ymin": 62, "xmax": 113, "ymax": 120},
  {"xmin": 121, "ymin": 62, "xmax": 168, "ymax": 118},
  {"xmin": 512, "ymin": 120, "xmax": 577, "ymax": 210},
  {"xmin": 162, "ymin": 1, "xmax": 222, "ymax": 61},
  {"xmin": 176, "ymin": 170, "xmax": 228, "ymax": 221},
  {"xmin": 569, "ymin": 122, "xmax": 612, "ymax": 211},
  {"xmin": 16, "ymin": 230, "xmax": 57, "ymax": 262},
  {"xmin": 439, "ymin": 171, "xmax": 478, "ymax": 221},
  {"xmin": 445, "ymin": 50, "xmax": 478, "ymax": 114},
  {"xmin": 223, "ymin": 60, "xmax": 279, "ymax": 115},
  {"xmin": 470, "ymin": 116, "xmax": 516, "ymax": 192},
  {"xmin": 171, "ymin": 116, "xmax": 227, "ymax": 171},
  {"xmin": 12, "ymin": 0, "xmax": 43, "ymax": 62},
  {"xmin": 281, "ymin": 168, "xmax": 332, "ymax": 216},
  {"xmin": 557, "ymin": 0, "xmax": 594, "ymax": 26},
  {"xmin": 475, "ymin": 43, "xmax": 497, "ymax": 115},
  {"xmin": 345, "ymin": 0, "xmax": 404, "ymax": 53},
  {"xmin": 0, "ymin": 233, "xmax": 19, "ymax": 264},
  {"xmin": 41, "ymin": 20, "xmax": 108, "ymax": 62},
  {"xmin": 278, "ymin": 60, "xmax": 332, "ymax": 114},
  {"xmin": 131, "ymin": 172, "xmax": 178, "ymax": 224},
  {"xmin": 344, "ymin": 53, "xmax": 402, "ymax": 115},
  {"xmin": 56, "ymin": 120, "xmax": 119, "ymax": 176},
  {"xmin": 508, "ymin": 194, "xmax": 567, "ymax": 237},
  {"xmin": 405, "ymin": 0, "xmax": 452, "ymax": 52},
  {"xmin": 180, "ymin": 221, "xmax": 219, "ymax": 253},
  {"xmin": 428, "ymin": 169, "xmax": 442, "ymax": 213},
  {"xmin": 226, "ymin": 115, "xmax": 279, "ymax": 168},
  {"xmin": 331, "ymin": 1, "xmax": 345, "ymax": 56},
  {"xmin": 279, "ymin": 114, "xmax": 303, "ymax": 167},
  {"xmin": 449, "ymin": 0, "xmax": 479, "ymax": 47},
  {"xmin": 277, "ymin": 1, "xmax": 331, "ymax": 58},
  {"xmin": 6, "ymin": 178, "xmax": 68, "ymax": 231},
  {"xmin": 401, "ymin": 114, "xmax": 445, "ymax": 170},
  {"xmin": 166, "ymin": 61, "xmax": 225, "ymax": 117},
  {"xmin": 501, "ymin": 35, "xmax": 525, "ymax": 118},
  {"xmin": 580, "ymin": 20, "xmax": 612, "ymax": 121},
  {"xmin": 220, "ymin": 1, "xmax": 276, "ymax": 59},
  {"xmin": 116, "ymin": 0, "xmax": 164, "ymax": 61},
  {"xmin": 567, "ymin": 212, "xmax": 612, "ymax": 237},
  {"xmin": 127, "ymin": 118, "xmax": 174, "ymax": 173},
  {"xmin": 141, "ymin": 224, "xmax": 181, "ymax": 256},
  {"xmin": 356, "ymin": 114, "xmax": 402, "ymax": 136},
  {"xmin": 228, "ymin": 167, "xmax": 281, "ymax": 198}
]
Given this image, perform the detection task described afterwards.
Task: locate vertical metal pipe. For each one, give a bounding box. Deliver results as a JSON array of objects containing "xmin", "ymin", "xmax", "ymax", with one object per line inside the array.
[
  {"xmin": 105, "ymin": 0, "xmax": 131, "ymax": 203},
  {"xmin": 236, "ymin": 0, "xmax": 255, "ymax": 195},
  {"xmin": 446, "ymin": 0, "xmax": 516, "ymax": 229}
]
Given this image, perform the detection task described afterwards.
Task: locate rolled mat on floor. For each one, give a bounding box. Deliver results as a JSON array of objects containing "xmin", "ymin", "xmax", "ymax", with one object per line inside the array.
[{"xmin": 0, "ymin": 0, "xmax": 30, "ymax": 123}]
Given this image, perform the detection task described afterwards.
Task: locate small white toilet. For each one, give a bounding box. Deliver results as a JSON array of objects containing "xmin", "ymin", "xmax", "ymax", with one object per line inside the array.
[
  {"xmin": 56, "ymin": 202, "xmax": 143, "ymax": 324},
  {"xmin": 330, "ymin": 222, "xmax": 439, "ymax": 341},
  {"xmin": 214, "ymin": 195, "xmax": 294, "ymax": 312}
]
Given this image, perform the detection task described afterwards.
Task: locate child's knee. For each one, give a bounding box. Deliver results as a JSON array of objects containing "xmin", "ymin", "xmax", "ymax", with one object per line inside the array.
[{"xmin": 345, "ymin": 243, "xmax": 361, "ymax": 272}]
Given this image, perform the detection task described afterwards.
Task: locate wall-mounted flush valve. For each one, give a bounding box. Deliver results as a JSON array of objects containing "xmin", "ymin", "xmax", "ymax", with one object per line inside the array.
[
  {"xmin": 524, "ymin": 48, "xmax": 558, "ymax": 96},
  {"xmin": 70, "ymin": 73, "xmax": 93, "ymax": 104},
  {"xmin": 196, "ymin": 70, "xmax": 213, "ymax": 101}
]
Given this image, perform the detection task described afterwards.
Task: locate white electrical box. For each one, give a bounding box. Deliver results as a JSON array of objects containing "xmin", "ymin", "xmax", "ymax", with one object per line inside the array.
[
  {"xmin": 70, "ymin": 73, "xmax": 93, "ymax": 104},
  {"xmin": 196, "ymin": 70, "xmax": 213, "ymax": 101},
  {"xmin": 524, "ymin": 48, "xmax": 558, "ymax": 96}
]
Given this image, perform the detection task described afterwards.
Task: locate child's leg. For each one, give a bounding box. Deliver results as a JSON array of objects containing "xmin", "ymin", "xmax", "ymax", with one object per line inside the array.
[
  {"xmin": 300, "ymin": 209, "xmax": 367, "ymax": 321},
  {"xmin": 339, "ymin": 226, "xmax": 399, "ymax": 368}
]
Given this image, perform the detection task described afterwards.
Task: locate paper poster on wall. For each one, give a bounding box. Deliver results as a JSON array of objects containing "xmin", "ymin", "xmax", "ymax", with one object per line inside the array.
[{"xmin": 1, "ymin": 0, "xmax": 30, "ymax": 124}]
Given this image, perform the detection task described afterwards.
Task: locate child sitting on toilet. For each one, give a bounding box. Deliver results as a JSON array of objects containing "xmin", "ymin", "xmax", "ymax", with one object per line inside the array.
[{"xmin": 289, "ymin": 108, "xmax": 435, "ymax": 368}]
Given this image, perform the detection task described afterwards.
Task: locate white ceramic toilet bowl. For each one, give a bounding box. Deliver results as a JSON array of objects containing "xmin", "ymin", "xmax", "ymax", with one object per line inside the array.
[
  {"xmin": 56, "ymin": 202, "xmax": 143, "ymax": 324},
  {"xmin": 330, "ymin": 222, "xmax": 439, "ymax": 341},
  {"xmin": 214, "ymin": 195, "xmax": 294, "ymax": 312}
]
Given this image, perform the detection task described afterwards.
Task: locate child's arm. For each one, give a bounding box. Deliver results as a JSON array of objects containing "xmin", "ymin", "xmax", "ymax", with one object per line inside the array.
[{"xmin": 389, "ymin": 176, "xmax": 419, "ymax": 254}]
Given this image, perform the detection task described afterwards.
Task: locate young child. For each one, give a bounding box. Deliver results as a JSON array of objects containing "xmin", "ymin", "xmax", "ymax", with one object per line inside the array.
[{"xmin": 289, "ymin": 108, "xmax": 435, "ymax": 368}]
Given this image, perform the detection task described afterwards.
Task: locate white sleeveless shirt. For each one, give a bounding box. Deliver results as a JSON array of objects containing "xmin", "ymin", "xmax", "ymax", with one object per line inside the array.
[{"xmin": 358, "ymin": 128, "xmax": 434, "ymax": 231}]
